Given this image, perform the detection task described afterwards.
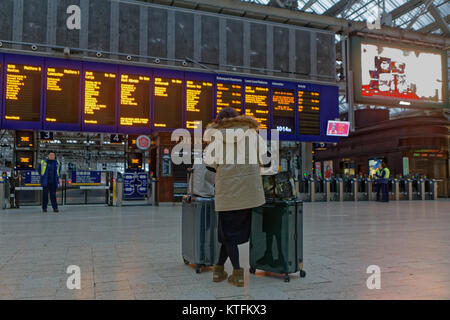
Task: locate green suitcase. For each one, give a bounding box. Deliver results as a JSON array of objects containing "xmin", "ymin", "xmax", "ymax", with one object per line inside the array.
[{"xmin": 249, "ymin": 199, "xmax": 306, "ymax": 282}]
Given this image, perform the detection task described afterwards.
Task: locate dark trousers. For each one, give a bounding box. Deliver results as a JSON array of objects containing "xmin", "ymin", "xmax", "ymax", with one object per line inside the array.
[
  {"xmin": 43, "ymin": 184, "xmax": 58, "ymax": 210},
  {"xmin": 381, "ymin": 183, "xmax": 389, "ymax": 202},
  {"xmin": 376, "ymin": 182, "xmax": 381, "ymax": 201}
]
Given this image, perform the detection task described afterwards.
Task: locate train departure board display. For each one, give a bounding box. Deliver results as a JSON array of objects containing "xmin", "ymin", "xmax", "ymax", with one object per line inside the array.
[
  {"xmin": 298, "ymin": 90, "xmax": 320, "ymax": 135},
  {"xmin": 216, "ymin": 83, "xmax": 242, "ymax": 114},
  {"xmin": 245, "ymin": 85, "xmax": 269, "ymax": 129},
  {"xmin": 84, "ymin": 70, "xmax": 116, "ymax": 126},
  {"xmin": 46, "ymin": 67, "xmax": 80, "ymax": 124},
  {"xmin": 120, "ymin": 74, "xmax": 150, "ymax": 127},
  {"xmin": 154, "ymin": 77, "xmax": 182, "ymax": 129},
  {"xmin": 5, "ymin": 63, "xmax": 42, "ymax": 122},
  {"xmin": 186, "ymin": 80, "xmax": 213, "ymax": 130},
  {"xmin": 272, "ymin": 89, "xmax": 295, "ymax": 134}
]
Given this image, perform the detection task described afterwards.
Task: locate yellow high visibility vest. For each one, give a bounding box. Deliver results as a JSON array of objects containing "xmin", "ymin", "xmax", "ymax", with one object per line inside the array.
[{"xmin": 41, "ymin": 160, "xmax": 61, "ymax": 177}]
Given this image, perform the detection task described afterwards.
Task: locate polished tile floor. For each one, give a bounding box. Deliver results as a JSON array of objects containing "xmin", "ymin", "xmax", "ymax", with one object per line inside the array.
[{"xmin": 0, "ymin": 200, "xmax": 449, "ymax": 300}]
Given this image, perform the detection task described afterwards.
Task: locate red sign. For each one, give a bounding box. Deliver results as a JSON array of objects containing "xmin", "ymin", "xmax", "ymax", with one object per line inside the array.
[
  {"xmin": 136, "ymin": 135, "xmax": 151, "ymax": 150},
  {"xmin": 326, "ymin": 121, "xmax": 350, "ymax": 137}
]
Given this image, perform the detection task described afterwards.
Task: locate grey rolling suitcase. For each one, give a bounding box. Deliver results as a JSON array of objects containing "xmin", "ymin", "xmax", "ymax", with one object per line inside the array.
[
  {"xmin": 181, "ymin": 169, "xmax": 220, "ymax": 273},
  {"xmin": 249, "ymin": 199, "xmax": 306, "ymax": 282}
]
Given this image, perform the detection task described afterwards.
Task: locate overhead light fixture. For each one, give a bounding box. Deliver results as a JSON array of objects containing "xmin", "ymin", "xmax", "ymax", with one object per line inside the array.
[{"xmin": 399, "ymin": 101, "xmax": 411, "ymax": 106}]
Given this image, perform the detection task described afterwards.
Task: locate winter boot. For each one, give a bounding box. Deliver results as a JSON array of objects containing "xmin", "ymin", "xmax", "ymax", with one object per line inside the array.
[
  {"xmin": 228, "ymin": 268, "xmax": 244, "ymax": 287},
  {"xmin": 213, "ymin": 265, "xmax": 228, "ymax": 282}
]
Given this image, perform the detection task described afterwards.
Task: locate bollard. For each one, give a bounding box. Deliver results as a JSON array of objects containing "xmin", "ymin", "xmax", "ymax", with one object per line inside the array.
[
  {"xmin": 337, "ymin": 179, "xmax": 344, "ymax": 202},
  {"xmin": 0, "ymin": 179, "xmax": 5, "ymax": 210},
  {"xmin": 394, "ymin": 179, "xmax": 400, "ymax": 201},
  {"xmin": 419, "ymin": 179, "xmax": 425, "ymax": 201},
  {"xmin": 310, "ymin": 179, "xmax": 315, "ymax": 202},
  {"xmin": 407, "ymin": 179, "xmax": 413, "ymax": 201},
  {"xmin": 325, "ymin": 179, "xmax": 331, "ymax": 202}
]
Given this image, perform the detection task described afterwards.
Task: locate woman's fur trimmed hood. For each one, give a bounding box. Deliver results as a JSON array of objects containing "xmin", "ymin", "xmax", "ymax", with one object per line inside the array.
[{"xmin": 206, "ymin": 115, "xmax": 260, "ymax": 130}]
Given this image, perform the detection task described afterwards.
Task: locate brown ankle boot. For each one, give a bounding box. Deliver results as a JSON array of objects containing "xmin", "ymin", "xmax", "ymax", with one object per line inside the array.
[
  {"xmin": 213, "ymin": 265, "xmax": 228, "ymax": 282},
  {"xmin": 228, "ymin": 268, "xmax": 244, "ymax": 287}
]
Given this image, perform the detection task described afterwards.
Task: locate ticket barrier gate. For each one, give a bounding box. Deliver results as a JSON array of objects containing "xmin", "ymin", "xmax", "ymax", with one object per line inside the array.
[
  {"xmin": 328, "ymin": 177, "xmax": 344, "ymax": 202},
  {"xmin": 296, "ymin": 178, "xmax": 312, "ymax": 202},
  {"xmin": 0, "ymin": 178, "xmax": 6, "ymax": 210},
  {"xmin": 411, "ymin": 179, "xmax": 425, "ymax": 200},
  {"xmin": 424, "ymin": 179, "xmax": 439, "ymax": 200},
  {"xmin": 312, "ymin": 178, "xmax": 328, "ymax": 202},
  {"xmin": 356, "ymin": 178, "xmax": 371, "ymax": 201},
  {"xmin": 343, "ymin": 178, "xmax": 357, "ymax": 201},
  {"xmin": 397, "ymin": 179, "xmax": 412, "ymax": 200}
]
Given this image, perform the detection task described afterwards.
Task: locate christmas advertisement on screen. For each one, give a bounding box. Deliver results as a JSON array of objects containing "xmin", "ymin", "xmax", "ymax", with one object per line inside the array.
[{"xmin": 361, "ymin": 43, "xmax": 444, "ymax": 104}]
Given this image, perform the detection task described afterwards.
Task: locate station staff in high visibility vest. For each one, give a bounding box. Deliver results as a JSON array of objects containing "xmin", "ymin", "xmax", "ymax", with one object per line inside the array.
[
  {"xmin": 37, "ymin": 151, "xmax": 62, "ymax": 213},
  {"xmin": 375, "ymin": 161, "xmax": 390, "ymax": 202}
]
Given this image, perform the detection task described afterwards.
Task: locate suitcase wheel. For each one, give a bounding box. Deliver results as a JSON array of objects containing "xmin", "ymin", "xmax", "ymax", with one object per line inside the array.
[
  {"xmin": 284, "ymin": 274, "xmax": 290, "ymax": 282},
  {"xmin": 183, "ymin": 258, "xmax": 189, "ymax": 265},
  {"xmin": 249, "ymin": 267, "xmax": 256, "ymax": 274},
  {"xmin": 300, "ymin": 270, "xmax": 306, "ymax": 278},
  {"xmin": 195, "ymin": 266, "xmax": 202, "ymax": 273}
]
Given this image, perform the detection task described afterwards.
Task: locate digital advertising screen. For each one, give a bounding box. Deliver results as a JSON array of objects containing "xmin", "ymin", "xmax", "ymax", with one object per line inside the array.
[
  {"xmin": 185, "ymin": 80, "xmax": 213, "ymax": 130},
  {"xmin": 326, "ymin": 120, "xmax": 350, "ymax": 137},
  {"xmin": 83, "ymin": 70, "xmax": 117, "ymax": 127},
  {"xmin": 298, "ymin": 89, "xmax": 320, "ymax": 136},
  {"xmin": 45, "ymin": 66, "xmax": 80, "ymax": 125},
  {"xmin": 244, "ymin": 82, "xmax": 269, "ymax": 129},
  {"xmin": 120, "ymin": 73, "xmax": 150, "ymax": 129},
  {"xmin": 272, "ymin": 88, "xmax": 295, "ymax": 134},
  {"xmin": 153, "ymin": 76, "xmax": 182, "ymax": 129},
  {"xmin": 369, "ymin": 157, "xmax": 385, "ymax": 177},
  {"xmin": 351, "ymin": 36, "xmax": 448, "ymax": 108},
  {"xmin": 4, "ymin": 63, "xmax": 42, "ymax": 123}
]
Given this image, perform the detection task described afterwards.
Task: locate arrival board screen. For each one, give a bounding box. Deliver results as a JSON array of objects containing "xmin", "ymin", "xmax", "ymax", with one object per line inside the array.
[
  {"xmin": 186, "ymin": 80, "xmax": 213, "ymax": 130},
  {"xmin": 84, "ymin": 70, "xmax": 116, "ymax": 125},
  {"xmin": 216, "ymin": 83, "xmax": 242, "ymax": 114},
  {"xmin": 120, "ymin": 74, "xmax": 150, "ymax": 127},
  {"xmin": 298, "ymin": 90, "xmax": 320, "ymax": 135},
  {"xmin": 272, "ymin": 89, "xmax": 295, "ymax": 134},
  {"xmin": 154, "ymin": 77, "xmax": 182, "ymax": 129},
  {"xmin": 46, "ymin": 67, "xmax": 80, "ymax": 124},
  {"xmin": 245, "ymin": 86, "xmax": 269, "ymax": 129},
  {"xmin": 5, "ymin": 63, "xmax": 42, "ymax": 122}
]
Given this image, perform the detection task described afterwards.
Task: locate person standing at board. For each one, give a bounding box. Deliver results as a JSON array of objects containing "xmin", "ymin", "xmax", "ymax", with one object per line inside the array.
[
  {"xmin": 205, "ymin": 107, "xmax": 266, "ymax": 287},
  {"xmin": 37, "ymin": 151, "xmax": 62, "ymax": 213}
]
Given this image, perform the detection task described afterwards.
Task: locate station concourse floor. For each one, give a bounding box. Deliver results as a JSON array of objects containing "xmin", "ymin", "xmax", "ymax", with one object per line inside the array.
[{"xmin": 0, "ymin": 200, "xmax": 449, "ymax": 300}]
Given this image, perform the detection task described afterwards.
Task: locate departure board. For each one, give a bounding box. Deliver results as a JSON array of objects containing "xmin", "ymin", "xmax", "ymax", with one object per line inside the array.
[
  {"xmin": 298, "ymin": 90, "xmax": 320, "ymax": 135},
  {"xmin": 5, "ymin": 63, "xmax": 42, "ymax": 122},
  {"xmin": 154, "ymin": 77, "xmax": 182, "ymax": 129},
  {"xmin": 186, "ymin": 80, "xmax": 213, "ymax": 130},
  {"xmin": 245, "ymin": 86, "xmax": 269, "ymax": 129},
  {"xmin": 120, "ymin": 74, "xmax": 150, "ymax": 127},
  {"xmin": 216, "ymin": 83, "xmax": 242, "ymax": 114},
  {"xmin": 46, "ymin": 67, "xmax": 80, "ymax": 124},
  {"xmin": 84, "ymin": 71, "xmax": 116, "ymax": 126},
  {"xmin": 272, "ymin": 89, "xmax": 295, "ymax": 134}
]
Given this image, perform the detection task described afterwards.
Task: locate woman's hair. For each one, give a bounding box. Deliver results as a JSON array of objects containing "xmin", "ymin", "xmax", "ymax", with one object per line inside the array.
[{"xmin": 216, "ymin": 107, "xmax": 239, "ymax": 121}]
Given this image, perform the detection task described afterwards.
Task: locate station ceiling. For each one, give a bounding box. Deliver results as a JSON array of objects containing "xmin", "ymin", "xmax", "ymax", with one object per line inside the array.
[{"xmin": 241, "ymin": 0, "xmax": 450, "ymax": 36}]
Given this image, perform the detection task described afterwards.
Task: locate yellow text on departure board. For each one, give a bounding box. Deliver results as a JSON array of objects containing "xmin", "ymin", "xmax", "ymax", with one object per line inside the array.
[
  {"xmin": 186, "ymin": 81, "xmax": 212, "ymax": 113},
  {"xmin": 47, "ymin": 67, "xmax": 80, "ymax": 92},
  {"xmin": 5, "ymin": 64, "xmax": 41, "ymax": 101},
  {"xmin": 84, "ymin": 71, "xmax": 116, "ymax": 123}
]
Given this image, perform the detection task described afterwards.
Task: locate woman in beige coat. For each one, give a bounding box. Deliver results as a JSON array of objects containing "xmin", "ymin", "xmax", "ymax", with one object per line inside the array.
[{"xmin": 205, "ymin": 107, "xmax": 265, "ymax": 287}]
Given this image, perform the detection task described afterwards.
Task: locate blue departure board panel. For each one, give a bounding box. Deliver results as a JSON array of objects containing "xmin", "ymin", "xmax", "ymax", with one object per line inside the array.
[{"xmin": 0, "ymin": 52, "xmax": 339, "ymax": 142}]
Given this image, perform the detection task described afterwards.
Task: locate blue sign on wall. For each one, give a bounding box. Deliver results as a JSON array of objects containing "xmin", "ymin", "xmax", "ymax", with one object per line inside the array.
[
  {"xmin": 71, "ymin": 171, "xmax": 102, "ymax": 185},
  {"xmin": 123, "ymin": 171, "xmax": 148, "ymax": 200},
  {"xmin": 22, "ymin": 170, "xmax": 41, "ymax": 186}
]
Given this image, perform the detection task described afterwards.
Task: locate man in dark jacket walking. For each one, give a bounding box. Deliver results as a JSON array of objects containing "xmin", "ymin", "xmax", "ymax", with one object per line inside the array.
[{"xmin": 37, "ymin": 151, "xmax": 61, "ymax": 213}]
